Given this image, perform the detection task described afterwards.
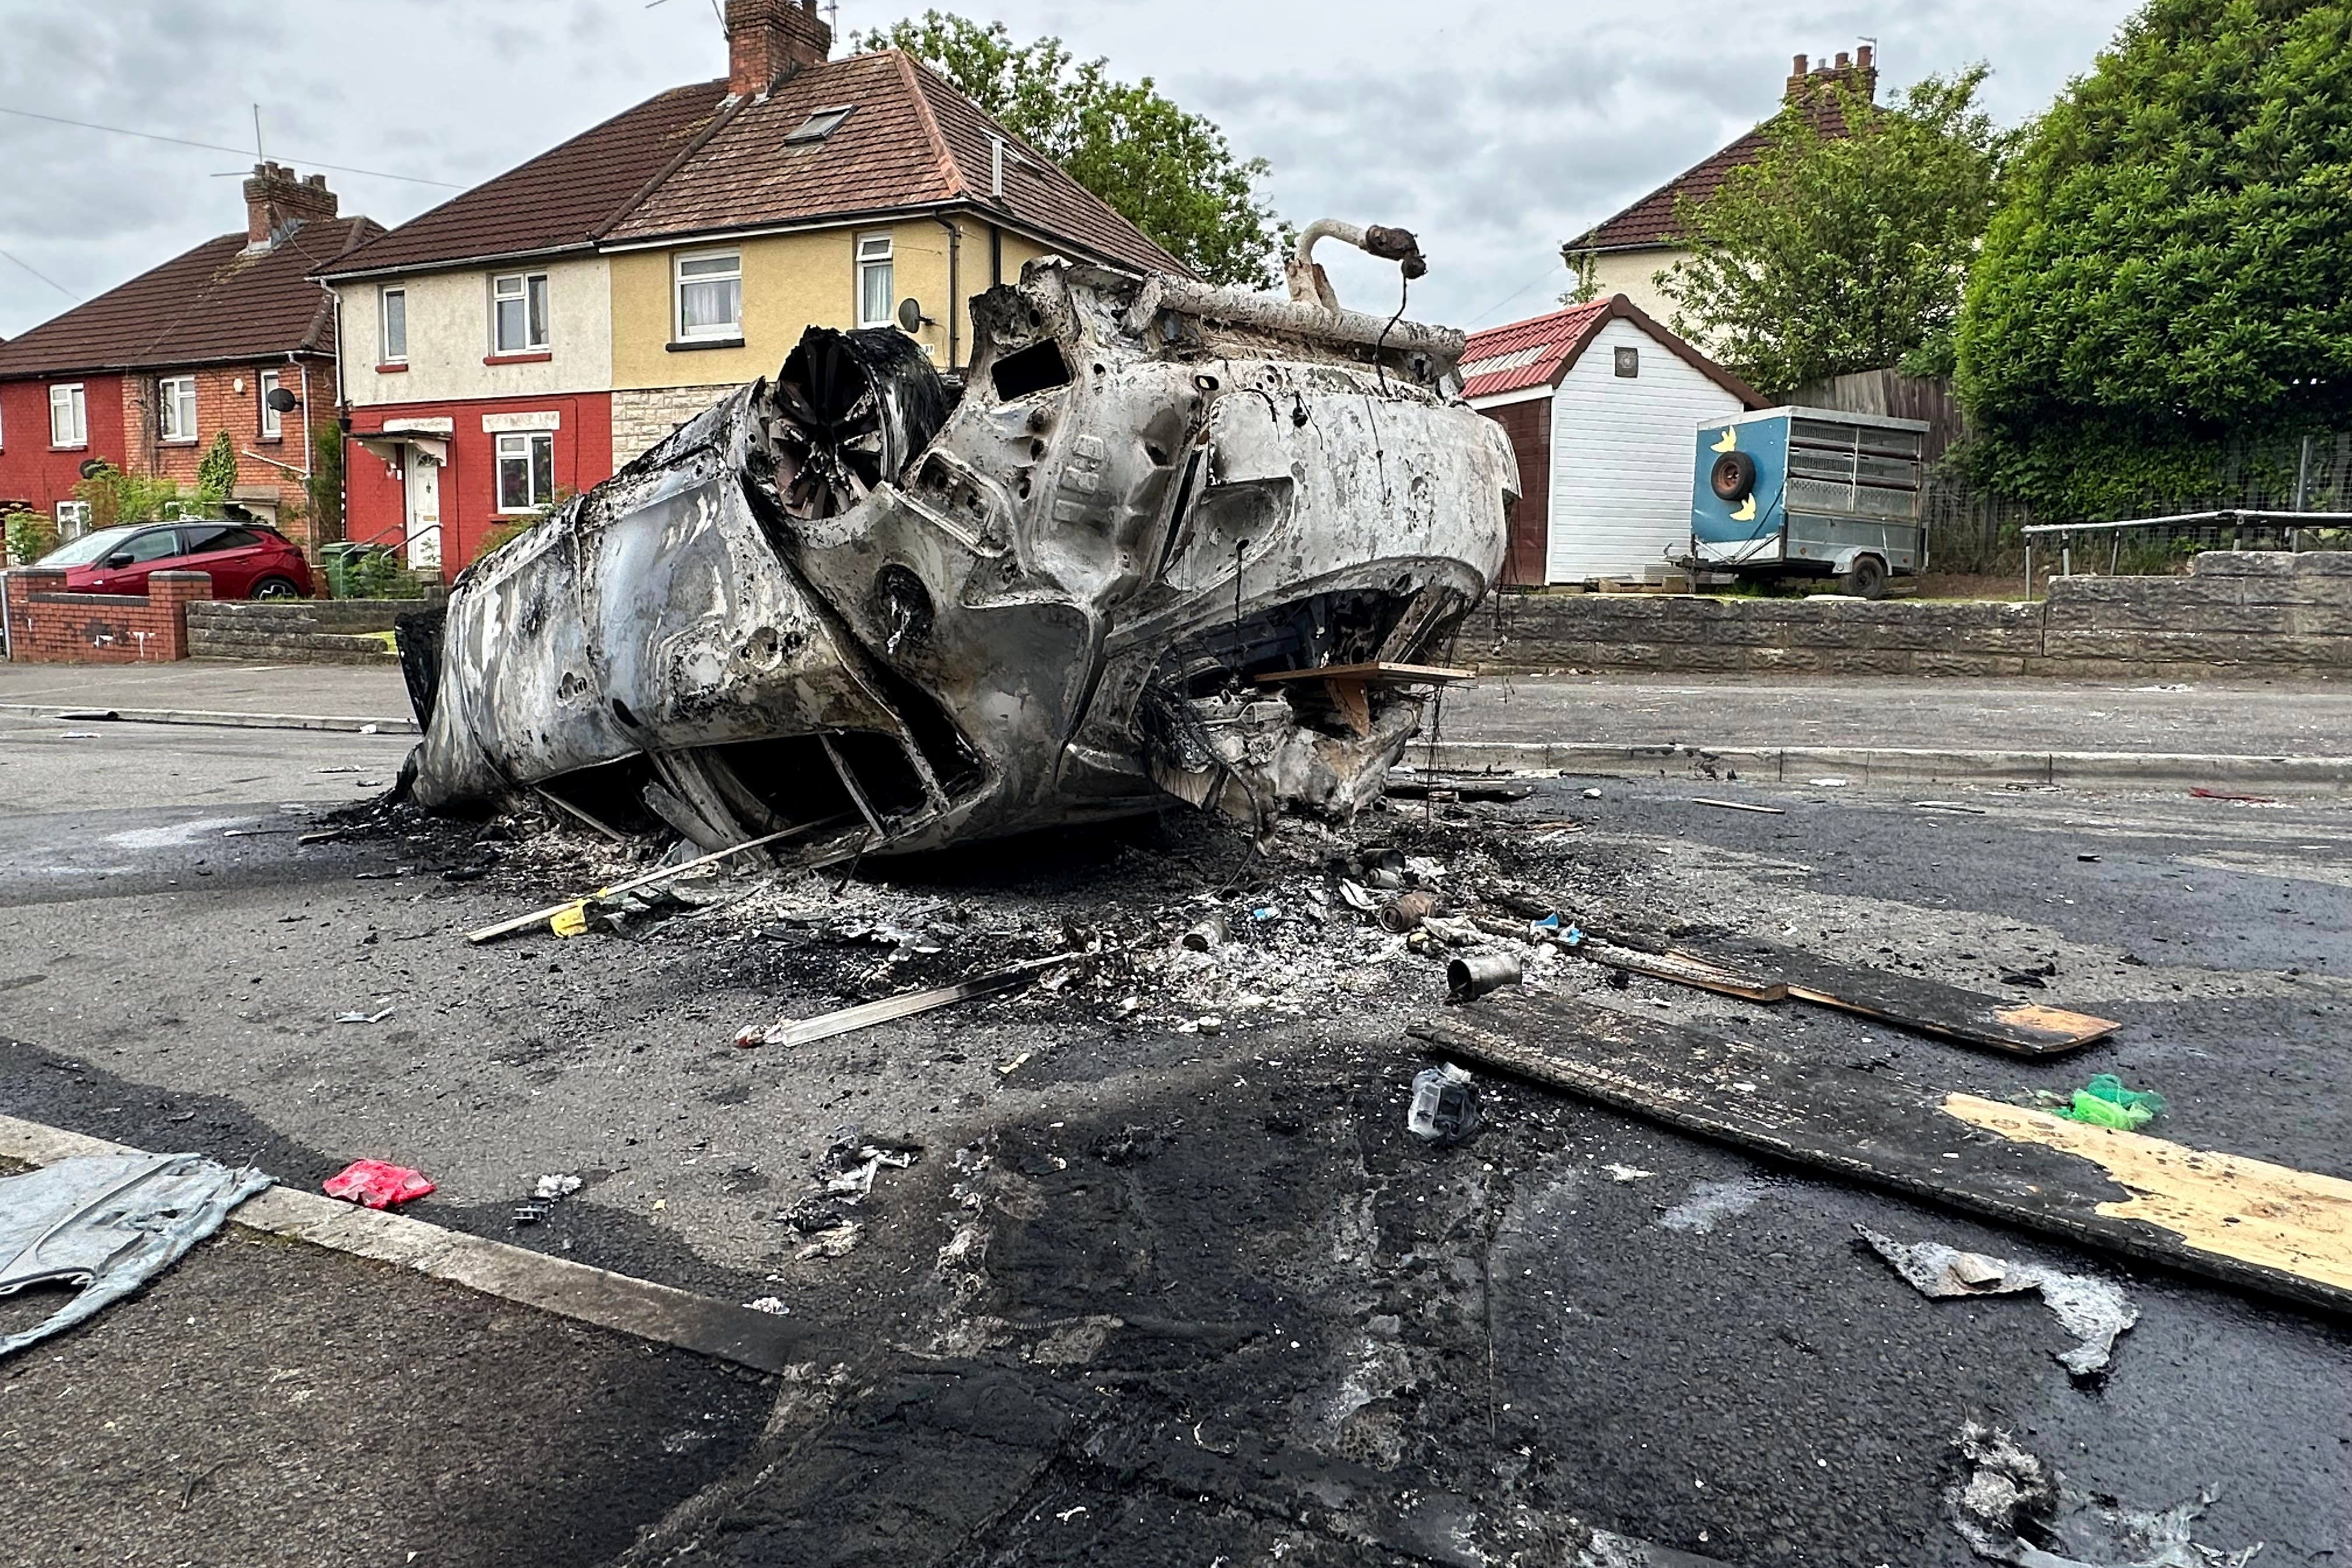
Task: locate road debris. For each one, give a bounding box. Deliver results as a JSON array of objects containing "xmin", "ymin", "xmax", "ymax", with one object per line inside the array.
[
  {"xmin": 2057, "ymin": 1073, "xmax": 2166, "ymax": 1130},
  {"xmin": 468, "ymin": 821, "xmax": 849, "ymax": 944},
  {"xmin": 334, "ymin": 1007, "xmax": 395, "ymax": 1024},
  {"xmin": 1693, "ymin": 798, "xmax": 1784, "ymax": 814},
  {"xmin": 1914, "ymin": 799, "xmax": 1990, "ymax": 814},
  {"xmin": 1604, "ymin": 1163, "xmax": 1654, "ymax": 1182},
  {"xmin": 1581, "ymin": 934, "xmax": 2116, "ymax": 1056},
  {"xmin": 1446, "ymin": 950, "xmax": 1522, "ymax": 1003},
  {"xmin": 1406, "ymin": 1062, "xmax": 1480, "ymax": 1144},
  {"xmin": 403, "ymin": 254, "xmax": 1514, "ymax": 853},
  {"xmin": 736, "ymin": 954, "xmax": 1070, "ymax": 1049},
  {"xmin": 321, "ymin": 1160, "xmax": 435, "ymax": 1210},
  {"xmin": 1857, "ymin": 1226, "xmax": 2137, "ymax": 1376},
  {"xmin": 2189, "ymin": 787, "xmax": 2277, "ymax": 804},
  {"xmin": 0, "ymin": 1153, "xmax": 272, "ymax": 1360},
  {"xmin": 1410, "ymin": 989, "xmax": 2352, "ymax": 1313},
  {"xmin": 1947, "ymin": 1421, "xmax": 2260, "ymax": 1566},
  {"xmin": 1377, "ymin": 890, "xmax": 1439, "ymax": 933}
]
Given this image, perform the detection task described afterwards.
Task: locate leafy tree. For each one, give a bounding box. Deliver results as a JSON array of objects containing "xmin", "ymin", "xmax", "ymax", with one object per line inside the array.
[
  {"xmin": 855, "ymin": 13, "xmax": 1284, "ymax": 288},
  {"xmin": 1955, "ymin": 0, "xmax": 2352, "ymax": 513},
  {"xmin": 194, "ymin": 430, "xmax": 239, "ymax": 512},
  {"xmin": 1654, "ymin": 69, "xmax": 2007, "ymax": 397},
  {"xmin": 73, "ymin": 463, "xmax": 184, "ymax": 530},
  {"xmin": 4, "ymin": 508, "xmax": 58, "ymax": 566}
]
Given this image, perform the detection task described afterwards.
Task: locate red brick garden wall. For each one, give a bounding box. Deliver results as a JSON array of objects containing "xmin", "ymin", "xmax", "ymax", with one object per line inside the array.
[{"xmin": 2, "ymin": 568, "xmax": 211, "ymax": 663}]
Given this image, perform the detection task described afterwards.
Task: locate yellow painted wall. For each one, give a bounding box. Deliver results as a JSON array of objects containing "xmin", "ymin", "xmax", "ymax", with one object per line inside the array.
[{"xmin": 607, "ymin": 212, "xmax": 1059, "ymax": 389}]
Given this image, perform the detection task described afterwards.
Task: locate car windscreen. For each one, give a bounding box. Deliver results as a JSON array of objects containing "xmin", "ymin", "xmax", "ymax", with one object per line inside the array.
[{"xmin": 34, "ymin": 526, "xmax": 142, "ymax": 567}]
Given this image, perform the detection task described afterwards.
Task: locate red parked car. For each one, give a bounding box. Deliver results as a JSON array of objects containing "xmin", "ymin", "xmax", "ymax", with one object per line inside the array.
[{"xmin": 34, "ymin": 520, "xmax": 314, "ymax": 599}]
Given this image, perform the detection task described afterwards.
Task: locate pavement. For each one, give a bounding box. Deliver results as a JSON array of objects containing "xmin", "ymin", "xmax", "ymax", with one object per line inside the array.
[
  {"xmin": 6, "ymin": 662, "xmax": 2350, "ymax": 780},
  {"xmin": 2, "ymin": 661, "xmax": 2350, "ymax": 1565}
]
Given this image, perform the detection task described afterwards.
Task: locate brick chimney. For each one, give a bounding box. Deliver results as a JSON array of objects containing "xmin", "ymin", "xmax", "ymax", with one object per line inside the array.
[
  {"xmin": 243, "ymin": 163, "xmax": 338, "ymax": 249},
  {"xmin": 1784, "ymin": 44, "xmax": 1878, "ymax": 110},
  {"xmin": 727, "ymin": 0, "xmax": 831, "ymax": 97}
]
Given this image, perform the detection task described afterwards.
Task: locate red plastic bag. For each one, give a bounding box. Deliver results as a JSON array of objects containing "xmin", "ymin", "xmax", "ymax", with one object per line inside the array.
[{"xmin": 322, "ymin": 1160, "xmax": 435, "ymax": 1209}]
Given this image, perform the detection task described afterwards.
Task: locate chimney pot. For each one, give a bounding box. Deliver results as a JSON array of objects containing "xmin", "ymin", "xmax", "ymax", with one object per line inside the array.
[
  {"xmin": 1835, "ymin": 50, "xmax": 1851, "ymax": 68},
  {"xmin": 243, "ymin": 162, "xmax": 339, "ymax": 249},
  {"xmin": 726, "ymin": 0, "xmax": 831, "ymax": 97},
  {"xmin": 1856, "ymin": 43, "xmax": 1873, "ymax": 69},
  {"xmin": 1791, "ymin": 53, "xmax": 1807, "ymax": 75}
]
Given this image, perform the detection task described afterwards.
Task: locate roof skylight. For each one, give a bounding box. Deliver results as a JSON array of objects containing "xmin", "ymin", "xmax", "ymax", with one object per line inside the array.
[{"xmin": 785, "ymin": 105, "xmax": 856, "ymax": 144}]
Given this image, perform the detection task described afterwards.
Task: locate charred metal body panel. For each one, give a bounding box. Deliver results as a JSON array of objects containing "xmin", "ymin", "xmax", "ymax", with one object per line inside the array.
[{"xmin": 408, "ymin": 260, "xmax": 1517, "ymax": 852}]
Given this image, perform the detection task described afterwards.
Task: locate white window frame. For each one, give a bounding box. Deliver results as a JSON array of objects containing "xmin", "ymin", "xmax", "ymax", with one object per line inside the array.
[
  {"xmin": 53, "ymin": 499, "xmax": 91, "ymax": 539},
  {"xmin": 856, "ymin": 233, "xmax": 895, "ymax": 330},
  {"xmin": 158, "ymin": 375, "xmax": 198, "ymax": 443},
  {"xmin": 491, "ymin": 271, "xmax": 550, "ymax": 355},
  {"xmin": 494, "ymin": 430, "xmax": 555, "ymax": 514},
  {"xmin": 379, "ymin": 286, "xmax": 407, "ymax": 363},
  {"xmin": 49, "ymin": 383, "xmax": 86, "ymax": 448},
  {"xmin": 674, "ymin": 250, "xmax": 743, "ymax": 342},
  {"xmin": 258, "ymin": 370, "xmax": 282, "ymax": 439}
]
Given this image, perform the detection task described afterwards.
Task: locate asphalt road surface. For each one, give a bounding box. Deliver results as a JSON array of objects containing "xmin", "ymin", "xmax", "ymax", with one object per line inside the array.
[{"xmin": 2, "ymin": 706, "xmax": 2347, "ymax": 1567}]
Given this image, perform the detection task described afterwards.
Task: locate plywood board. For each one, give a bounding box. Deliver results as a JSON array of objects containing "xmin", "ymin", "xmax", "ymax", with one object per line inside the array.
[{"xmin": 1408, "ymin": 992, "xmax": 2352, "ymax": 1317}]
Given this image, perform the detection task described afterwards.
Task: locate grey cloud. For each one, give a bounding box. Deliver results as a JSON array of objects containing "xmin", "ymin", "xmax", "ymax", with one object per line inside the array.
[{"xmin": 1, "ymin": 0, "xmax": 2137, "ymax": 337}]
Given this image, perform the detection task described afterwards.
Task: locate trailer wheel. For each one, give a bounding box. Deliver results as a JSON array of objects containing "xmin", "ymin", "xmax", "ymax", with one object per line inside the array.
[
  {"xmin": 1841, "ymin": 554, "xmax": 1889, "ymax": 599},
  {"xmin": 1709, "ymin": 451, "xmax": 1757, "ymax": 503}
]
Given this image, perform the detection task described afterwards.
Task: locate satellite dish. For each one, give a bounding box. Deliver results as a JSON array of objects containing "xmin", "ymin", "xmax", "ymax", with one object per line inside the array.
[
  {"xmin": 78, "ymin": 458, "xmax": 110, "ymax": 481},
  {"xmin": 896, "ymin": 297, "xmax": 925, "ymax": 334},
  {"xmin": 265, "ymin": 386, "xmax": 299, "ymax": 413}
]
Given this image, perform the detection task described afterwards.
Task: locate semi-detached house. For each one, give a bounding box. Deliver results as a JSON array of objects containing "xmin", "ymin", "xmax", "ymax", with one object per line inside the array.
[
  {"xmin": 317, "ymin": 0, "xmax": 1185, "ymax": 578},
  {"xmin": 0, "ymin": 166, "xmax": 378, "ymax": 544}
]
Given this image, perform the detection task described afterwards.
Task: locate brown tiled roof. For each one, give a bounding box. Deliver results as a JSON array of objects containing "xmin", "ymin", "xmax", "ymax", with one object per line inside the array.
[
  {"xmin": 322, "ymin": 82, "xmax": 730, "ymax": 278},
  {"xmin": 606, "ymin": 52, "xmax": 1186, "ymax": 275},
  {"xmin": 330, "ymin": 52, "xmax": 1186, "ymax": 282},
  {"xmin": 908, "ymin": 57, "xmax": 1188, "ymax": 276},
  {"xmin": 0, "ymin": 217, "xmax": 381, "ymax": 378},
  {"xmin": 1567, "ymin": 94, "xmax": 1860, "ymax": 254}
]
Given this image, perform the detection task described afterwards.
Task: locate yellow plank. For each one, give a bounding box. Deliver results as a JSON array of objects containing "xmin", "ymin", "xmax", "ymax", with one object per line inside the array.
[{"xmin": 1943, "ymin": 1093, "xmax": 2352, "ymax": 1293}]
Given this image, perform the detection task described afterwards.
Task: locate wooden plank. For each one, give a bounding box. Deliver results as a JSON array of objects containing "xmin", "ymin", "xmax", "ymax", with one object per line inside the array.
[
  {"xmin": 1251, "ymin": 662, "xmax": 1475, "ymax": 685},
  {"xmin": 1710, "ymin": 936, "xmax": 2115, "ymax": 1056},
  {"xmin": 1584, "ymin": 942, "xmax": 1789, "ymax": 1003},
  {"xmin": 737, "ymin": 954, "xmax": 1070, "ymax": 1048},
  {"xmin": 1408, "ymin": 992, "xmax": 2352, "ymax": 1317}
]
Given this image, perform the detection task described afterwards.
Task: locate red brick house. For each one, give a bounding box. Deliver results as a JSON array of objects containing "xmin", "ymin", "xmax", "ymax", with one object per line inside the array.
[{"xmin": 0, "ymin": 166, "xmax": 381, "ymax": 547}]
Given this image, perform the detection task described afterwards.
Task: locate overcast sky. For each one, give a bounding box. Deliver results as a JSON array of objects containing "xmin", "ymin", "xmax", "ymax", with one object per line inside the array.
[{"xmin": 0, "ymin": 0, "xmax": 2140, "ymax": 343}]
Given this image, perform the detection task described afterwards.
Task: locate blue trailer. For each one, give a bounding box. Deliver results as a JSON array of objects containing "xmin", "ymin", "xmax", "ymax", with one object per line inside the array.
[{"xmin": 1690, "ymin": 406, "xmax": 1929, "ymax": 597}]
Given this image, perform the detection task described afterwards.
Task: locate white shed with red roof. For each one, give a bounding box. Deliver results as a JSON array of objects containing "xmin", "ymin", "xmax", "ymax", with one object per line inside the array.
[{"xmin": 1462, "ymin": 295, "xmax": 1762, "ymax": 586}]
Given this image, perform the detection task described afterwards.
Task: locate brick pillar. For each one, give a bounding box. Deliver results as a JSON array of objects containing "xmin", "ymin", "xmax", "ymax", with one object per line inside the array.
[
  {"xmin": 145, "ymin": 570, "xmax": 214, "ymax": 661},
  {"xmin": 5, "ymin": 569, "xmax": 62, "ymax": 662}
]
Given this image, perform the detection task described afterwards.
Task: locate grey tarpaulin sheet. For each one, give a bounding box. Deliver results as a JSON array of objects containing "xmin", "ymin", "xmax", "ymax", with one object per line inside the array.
[{"xmin": 0, "ymin": 1153, "xmax": 272, "ymax": 1359}]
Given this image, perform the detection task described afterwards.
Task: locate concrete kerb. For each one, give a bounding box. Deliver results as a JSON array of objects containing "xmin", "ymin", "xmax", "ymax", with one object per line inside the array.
[
  {"xmin": 0, "ymin": 703, "xmax": 421, "ymax": 736},
  {"xmin": 1419, "ymin": 740, "xmax": 2352, "ymax": 793},
  {"xmin": 0, "ymin": 1112, "xmax": 804, "ymax": 1376}
]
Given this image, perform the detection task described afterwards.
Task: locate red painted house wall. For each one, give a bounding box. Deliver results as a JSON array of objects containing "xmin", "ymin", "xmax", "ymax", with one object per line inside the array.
[
  {"xmin": 346, "ymin": 392, "xmax": 614, "ymax": 580},
  {"xmin": 0, "ymin": 373, "xmax": 129, "ymax": 520}
]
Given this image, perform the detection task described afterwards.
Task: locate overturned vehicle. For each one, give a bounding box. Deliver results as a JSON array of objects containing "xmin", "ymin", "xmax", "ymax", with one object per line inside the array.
[{"xmin": 401, "ymin": 239, "xmax": 1517, "ymax": 858}]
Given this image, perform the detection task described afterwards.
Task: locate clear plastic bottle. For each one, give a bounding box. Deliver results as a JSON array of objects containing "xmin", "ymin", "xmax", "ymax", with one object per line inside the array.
[{"xmin": 1408, "ymin": 1063, "xmax": 1479, "ymax": 1144}]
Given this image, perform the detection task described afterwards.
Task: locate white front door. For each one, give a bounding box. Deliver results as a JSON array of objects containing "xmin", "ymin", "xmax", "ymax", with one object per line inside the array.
[{"xmin": 402, "ymin": 448, "xmax": 443, "ymax": 571}]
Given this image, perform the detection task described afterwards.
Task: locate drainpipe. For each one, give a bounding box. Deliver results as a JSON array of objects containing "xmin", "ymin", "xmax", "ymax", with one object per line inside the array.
[
  {"xmin": 990, "ymin": 222, "xmax": 1003, "ymax": 289},
  {"xmin": 930, "ymin": 216, "xmax": 961, "ymax": 370}
]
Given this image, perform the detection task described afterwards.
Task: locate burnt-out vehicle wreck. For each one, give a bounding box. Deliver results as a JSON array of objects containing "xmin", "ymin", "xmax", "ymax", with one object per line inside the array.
[{"xmin": 400, "ymin": 235, "xmax": 1517, "ymax": 858}]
